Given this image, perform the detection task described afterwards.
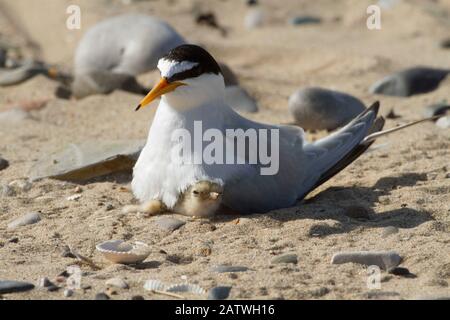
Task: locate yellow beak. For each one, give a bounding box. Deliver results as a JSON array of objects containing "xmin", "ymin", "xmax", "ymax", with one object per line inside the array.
[{"xmin": 135, "ymin": 77, "xmax": 185, "ymax": 111}]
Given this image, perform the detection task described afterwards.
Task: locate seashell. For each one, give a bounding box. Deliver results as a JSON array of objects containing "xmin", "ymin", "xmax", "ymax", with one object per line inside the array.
[
  {"xmin": 165, "ymin": 283, "xmax": 206, "ymax": 295},
  {"xmin": 143, "ymin": 279, "xmax": 166, "ymax": 291},
  {"xmin": 96, "ymin": 240, "xmax": 151, "ymax": 264}
]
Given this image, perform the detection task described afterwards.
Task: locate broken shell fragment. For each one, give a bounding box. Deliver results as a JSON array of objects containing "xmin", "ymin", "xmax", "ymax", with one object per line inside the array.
[
  {"xmin": 143, "ymin": 279, "xmax": 166, "ymax": 291},
  {"xmin": 96, "ymin": 240, "xmax": 151, "ymax": 264},
  {"xmin": 165, "ymin": 283, "xmax": 206, "ymax": 295}
]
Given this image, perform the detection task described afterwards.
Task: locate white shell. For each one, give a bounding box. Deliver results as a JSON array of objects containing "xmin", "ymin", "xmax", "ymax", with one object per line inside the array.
[
  {"xmin": 143, "ymin": 279, "xmax": 166, "ymax": 291},
  {"xmin": 96, "ymin": 240, "xmax": 151, "ymax": 264},
  {"xmin": 165, "ymin": 283, "xmax": 206, "ymax": 295}
]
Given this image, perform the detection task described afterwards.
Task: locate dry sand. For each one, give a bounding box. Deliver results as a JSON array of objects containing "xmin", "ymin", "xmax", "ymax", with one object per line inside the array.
[{"xmin": 0, "ymin": 0, "xmax": 449, "ymax": 300}]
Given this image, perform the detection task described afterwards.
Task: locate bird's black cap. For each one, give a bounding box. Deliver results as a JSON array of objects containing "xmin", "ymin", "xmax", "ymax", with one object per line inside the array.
[{"xmin": 162, "ymin": 44, "xmax": 222, "ymax": 83}]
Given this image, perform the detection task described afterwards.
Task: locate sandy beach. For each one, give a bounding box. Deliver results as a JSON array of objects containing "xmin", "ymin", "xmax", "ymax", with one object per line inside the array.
[{"xmin": 0, "ymin": 0, "xmax": 449, "ymax": 300}]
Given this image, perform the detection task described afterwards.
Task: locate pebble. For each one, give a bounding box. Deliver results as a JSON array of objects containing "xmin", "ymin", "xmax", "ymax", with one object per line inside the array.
[
  {"xmin": 369, "ymin": 67, "xmax": 449, "ymax": 97},
  {"xmin": 210, "ymin": 265, "xmax": 249, "ymax": 273},
  {"xmin": 344, "ymin": 206, "xmax": 370, "ymax": 220},
  {"xmin": 105, "ymin": 277, "xmax": 129, "ymax": 289},
  {"xmin": 7, "ymin": 212, "xmax": 41, "ymax": 230},
  {"xmin": 423, "ymin": 102, "xmax": 450, "ymax": 118},
  {"xmin": 331, "ymin": 250, "xmax": 402, "ymax": 270},
  {"xmin": 105, "ymin": 203, "xmax": 115, "ymax": 211},
  {"xmin": 37, "ymin": 277, "xmax": 53, "ymax": 288},
  {"xmin": 95, "ymin": 292, "xmax": 110, "ymax": 300},
  {"xmin": 245, "ymin": 9, "xmax": 265, "ymax": 29},
  {"xmin": 388, "ymin": 267, "xmax": 416, "ymax": 278},
  {"xmin": 8, "ymin": 237, "xmax": 19, "ymax": 243},
  {"xmin": 0, "ymin": 280, "xmax": 35, "ymax": 294},
  {"xmin": 208, "ymin": 286, "xmax": 232, "ymax": 300},
  {"xmin": 155, "ymin": 216, "xmax": 186, "ymax": 232},
  {"xmin": 66, "ymin": 194, "xmax": 81, "ymax": 201},
  {"xmin": 288, "ymin": 87, "xmax": 366, "ymax": 131},
  {"xmin": 131, "ymin": 295, "xmax": 145, "ymax": 300},
  {"xmin": 271, "ymin": 253, "xmax": 298, "ymax": 264},
  {"xmin": 381, "ymin": 226, "xmax": 399, "ymax": 238},
  {"xmin": 225, "ymin": 86, "xmax": 258, "ymax": 113},
  {"xmin": 436, "ymin": 116, "xmax": 450, "ymax": 129},
  {"xmin": 289, "ymin": 16, "xmax": 321, "ymax": 25},
  {"xmin": 0, "ymin": 157, "xmax": 9, "ymax": 171},
  {"xmin": 64, "ymin": 288, "xmax": 74, "ymax": 297}
]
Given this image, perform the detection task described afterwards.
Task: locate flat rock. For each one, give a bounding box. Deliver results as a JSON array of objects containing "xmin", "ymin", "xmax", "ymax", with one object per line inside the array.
[
  {"xmin": 105, "ymin": 277, "xmax": 129, "ymax": 289},
  {"xmin": 369, "ymin": 67, "xmax": 449, "ymax": 97},
  {"xmin": 423, "ymin": 103, "xmax": 450, "ymax": 118},
  {"xmin": 210, "ymin": 265, "xmax": 249, "ymax": 273},
  {"xmin": 0, "ymin": 157, "xmax": 9, "ymax": 171},
  {"xmin": 225, "ymin": 86, "xmax": 258, "ymax": 113},
  {"xmin": 331, "ymin": 250, "xmax": 402, "ymax": 270},
  {"xmin": 208, "ymin": 286, "xmax": 232, "ymax": 300},
  {"xmin": 0, "ymin": 280, "xmax": 34, "ymax": 294},
  {"xmin": 29, "ymin": 140, "xmax": 145, "ymax": 181},
  {"xmin": 288, "ymin": 87, "xmax": 366, "ymax": 131},
  {"xmin": 7, "ymin": 212, "xmax": 41, "ymax": 230},
  {"xmin": 436, "ymin": 116, "xmax": 450, "ymax": 129},
  {"xmin": 155, "ymin": 216, "xmax": 186, "ymax": 232},
  {"xmin": 271, "ymin": 253, "xmax": 298, "ymax": 264}
]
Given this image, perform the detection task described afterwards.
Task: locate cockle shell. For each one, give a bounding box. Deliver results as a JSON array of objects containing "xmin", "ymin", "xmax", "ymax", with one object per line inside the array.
[
  {"xmin": 96, "ymin": 240, "xmax": 151, "ymax": 264},
  {"xmin": 143, "ymin": 279, "xmax": 166, "ymax": 291},
  {"xmin": 165, "ymin": 283, "xmax": 206, "ymax": 295}
]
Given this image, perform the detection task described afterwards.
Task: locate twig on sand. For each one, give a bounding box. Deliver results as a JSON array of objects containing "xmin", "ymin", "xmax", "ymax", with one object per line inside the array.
[{"xmin": 149, "ymin": 290, "xmax": 185, "ymax": 300}]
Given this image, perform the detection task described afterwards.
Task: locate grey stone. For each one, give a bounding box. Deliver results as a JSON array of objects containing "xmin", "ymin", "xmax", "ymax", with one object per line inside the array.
[
  {"xmin": 0, "ymin": 157, "xmax": 9, "ymax": 171},
  {"xmin": 331, "ymin": 250, "xmax": 402, "ymax": 270},
  {"xmin": 381, "ymin": 226, "xmax": 399, "ymax": 238},
  {"xmin": 95, "ymin": 292, "xmax": 110, "ymax": 300},
  {"xmin": 105, "ymin": 277, "xmax": 129, "ymax": 289},
  {"xmin": 210, "ymin": 265, "xmax": 249, "ymax": 273},
  {"xmin": 388, "ymin": 267, "xmax": 416, "ymax": 278},
  {"xmin": 369, "ymin": 67, "xmax": 449, "ymax": 97},
  {"xmin": 271, "ymin": 253, "xmax": 298, "ymax": 264},
  {"xmin": 289, "ymin": 16, "xmax": 321, "ymax": 25},
  {"xmin": 288, "ymin": 87, "xmax": 366, "ymax": 131},
  {"xmin": 155, "ymin": 216, "xmax": 186, "ymax": 232},
  {"xmin": 64, "ymin": 288, "xmax": 74, "ymax": 297},
  {"xmin": 225, "ymin": 86, "xmax": 258, "ymax": 113},
  {"xmin": 29, "ymin": 140, "xmax": 145, "ymax": 181},
  {"xmin": 0, "ymin": 280, "xmax": 34, "ymax": 294},
  {"xmin": 208, "ymin": 286, "xmax": 232, "ymax": 300},
  {"xmin": 7, "ymin": 212, "xmax": 41, "ymax": 230}
]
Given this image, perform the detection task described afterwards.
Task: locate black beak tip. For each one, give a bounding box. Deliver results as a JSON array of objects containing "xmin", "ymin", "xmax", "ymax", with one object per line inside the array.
[{"xmin": 135, "ymin": 104, "xmax": 141, "ymax": 111}]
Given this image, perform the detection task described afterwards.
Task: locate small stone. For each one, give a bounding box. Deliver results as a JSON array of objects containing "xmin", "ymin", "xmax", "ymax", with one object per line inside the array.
[
  {"xmin": 8, "ymin": 237, "xmax": 19, "ymax": 243},
  {"xmin": 105, "ymin": 277, "xmax": 129, "ymax": 289},
  {"xmin": 309, "ymin": 287, "xmax": 329, "ymax": 297},
  {"xmin": 369, "ymin": 67, "xmax": 449, "ymax": 97},
  {"xmin": 105, "ymin": 203, "xmax": 114, "ymax": 211},
  {"xmin": 95, "ymin": 292, "xmax": 110, "ymax": 300},
  {"xmin": 37, "ymin": 277, "xmax": 53, "ymax": 288},
  {"xmin": 288, "ymin": 87, "xmax": 366, "ymax": 131},
  {"xmin": 0, "ymin": 108, "xmax": 31, "ymax": 124},
  {"xmin": 67, "ymin": 194, "xmax": 81, "ymax": 201},
  {"xmin": 344, "ymin": 206, "xmax": 370, "ymax": 220},
  {"xmin": 64, "ymin": 288, "xmax": 74, "ymax": 297},
  {"xmin": 388, "ymin": 267, "xmax": 416, "ymax": 278},
  {"xmin": 105, "ymin": 287, "xmax": 118, "ymax": 295},
  {"xmin": 0, "ymin": 280, "xmax": 35, "ymax": 294},
  {"xmin": 47, "ymin": 285, "xmax": 60, "ymax": 292},
  {"xmin": 74, "ymin": 186, "xmax": 83, "ymax": 193},
  {"xmin": 224, "ymin": 86, "xmax": 258, "ymax": 113},
  {"xmin": 271, "ymin": 253, "xmax": 298, "ymax": 264},
  {"xmin": 131, "ymin": 295, "xmax": 145, "ymax": 300},
  {"xmin": 381, "ymin": 226, "xmax": 399, "ymax": 238},
  {"xmin": 0, "ymin": 157, "xmax": 9, "ymax": 171},
  {"xmin": 155, "ymin": 216, "xmax": 186, "ymax": 232},
  {"xmin": 208, "ymin": 286, "xmax": 232, "ymax": 300},
  {"xmin": 210, "ymin": 265, "xmax": 249, "ymax": 273},
  {"xmin": 331, "ymin": 251, "xmax": 402, "ymax": 270},
  {"xmin": 7, "ymin": 212, "xmax": 41, "ymax": 230},
  {"xmin": 244, "ymin": 9, "xmax": 265, "ymax": 29},
  {"xmin": 436, "ymin": 116, "xmax": 450, "ymax": 129},
  {"xmin": 289, "ymin": 16, "xmax": 321, "ymax": 25}
]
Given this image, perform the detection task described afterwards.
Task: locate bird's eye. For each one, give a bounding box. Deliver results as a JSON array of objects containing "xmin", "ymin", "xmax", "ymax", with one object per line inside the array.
[{"xmin": 193, "ymin": 190, "xmax": 199, "ymax": 195}]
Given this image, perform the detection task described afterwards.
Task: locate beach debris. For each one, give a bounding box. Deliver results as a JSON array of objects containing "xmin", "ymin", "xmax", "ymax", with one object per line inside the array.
[
  {"xmin": 423, "ymin": 102, "xmax": 450, "ymax": 118},
  {"xmin": 63, "ymin": 288, "xmax": 74, "ymax": 297},
  {"xmin": 225, "ymin": 86, "xmax": 258, "ymax": 113},
  {"xmin": 288, "ymin": 87, "xmax": 366, "ymax": 131},
  {"xmin": 210, "ymin": 265, "xmax": 249, "ymax": 273},
  {"xmin": 435, "ymin": 116, "xmax": 450, "ymax": 129},
  {"xmin": 29, "ymin": 139, "xmax": 145, "ymax": 182},
  {"xmin": 271, "ymin": 253, "xmax": 298, "ymax": 264},
  {"xmin": 143, "ymin": 279, "xmax": 166, "ymax": 291},
  {"xmin": 195, "ymin": 11, "xmax": 227, "ymax": 36},
  {"xmin": 208, "ymin": 286, "xmax": 232, "ymax": 300},
  {"xmin": 96, "ymin": 240, "xmax": 151, "ymax": 264},
  {"xmin": 369, "ymin": 67, "xmax": 449, "ymax": 97},
  {"xmin": 95, "ymin": 292, "xmax": 110, "ymax": 300},
  {"xmin": 344, "ymin": 205, "xmax": 370, "ymax": 220},
  {"xmin": 66, "ymin": 194, "xmax": 81, "ymax": 201},
  {"xmin": 105, "ymin": 277, "xmax": 129, "ymax": 290},
  {"xmin": 37, "ymin": 277, "xmax": 53, "ymax": 288},
  {"xmin": 289, "ymin": 16, "xmax": 321, "ymax": 26},
  {"xmin": 7, "ymin": 212, "xmax": 41, "ymax": 230},
  {"xmin": 155, "ymin": 216, "xmax": 186, "ymax": 232},
  {"xmin": 388, "ymin": 267, "xmax": 416, "ymax": 278},
  {"xmin": 331, "ymin": 250, "xmax": 402, "ymax": 270},
  {"xmin": 219, "ymin": 62, "xmax": 239, "ymax": 86},
  {"xmin": 73, "ymin": 14, "xmax": 185, "ymax": 98},
  {"xmin": 0, "ymin": 157, "xmax": 9, "ymax": 171},
  {"xmin": 381, "ymin": 226, "xmax": 399, "ymax": 238},
  {"xmin": 68, "ymin": 247, "xmax": 101, "ymax": 270},
  {"xmin": 0, "ymin": 280, "xmax": 34, "ymax": 294},
  {"xmin": 0, "ymin": 108, "xmax": 32, "ymax": 124},
  {"xmin": 245, "ymin": 8, "xmax": 265, "ymax": 29}
]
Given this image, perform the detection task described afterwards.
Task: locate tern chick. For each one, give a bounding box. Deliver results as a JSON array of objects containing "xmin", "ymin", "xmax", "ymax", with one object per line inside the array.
[{"xmin": 122, "ymin": 180, "xmax": 223, "ymax": 218}]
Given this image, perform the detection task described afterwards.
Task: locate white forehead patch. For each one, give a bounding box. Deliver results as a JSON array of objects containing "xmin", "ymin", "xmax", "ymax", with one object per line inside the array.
[{"xmin": 157, "ymin": 58, "xmax": 199, "ymax": 79}]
